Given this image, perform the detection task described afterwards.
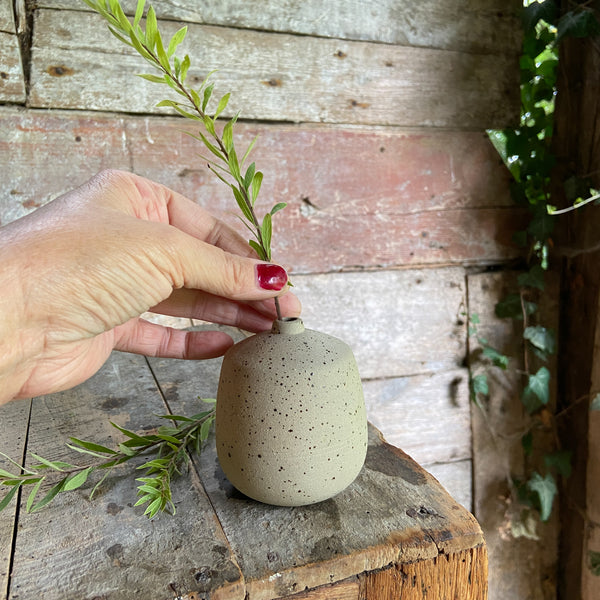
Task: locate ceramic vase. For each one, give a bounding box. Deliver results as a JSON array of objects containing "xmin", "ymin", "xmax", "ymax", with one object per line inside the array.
[{"xmin": 215, "ymin": 317, "xmax": 367, "ymax": 506}]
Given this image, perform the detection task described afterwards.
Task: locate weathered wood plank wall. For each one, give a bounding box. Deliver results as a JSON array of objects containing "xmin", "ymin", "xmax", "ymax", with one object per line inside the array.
[{"xmin": 0, "ymin": 0, "xmax": 524, "ymax": 597}]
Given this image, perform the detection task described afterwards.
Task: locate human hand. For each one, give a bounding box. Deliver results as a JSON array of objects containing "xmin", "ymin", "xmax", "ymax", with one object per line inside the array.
[{"xmin": 0, "ymin": 170, "xmax": 300, "ymax": 403}]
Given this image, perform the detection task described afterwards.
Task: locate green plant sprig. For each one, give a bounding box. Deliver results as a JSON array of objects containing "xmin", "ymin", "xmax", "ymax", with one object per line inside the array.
[
  {"xmin": 0, "ymin": 405, "xmax": 215, "ymax": 518},
  {"xmin": 82, "ymin": 0, "xmax": 288, "ymax": 316}
]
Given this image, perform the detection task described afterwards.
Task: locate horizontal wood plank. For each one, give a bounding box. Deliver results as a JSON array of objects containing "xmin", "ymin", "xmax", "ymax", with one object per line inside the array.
[
  {"xmin": 0, "ymin": 398, "xmax": 31, "ymax": 600},
  {"xmin": 28, "ymin": 9, "xmax": 519, "ymax": 128},
  {"xmin": 7, "ymin": 352, "xmax": 244, "ymax": 600},
  {"xmin": 0, "ymin": 32, "xmax": 26, "ymax": 103},
  {"xmin": 364, "ymin": 369, "xmax": 471, "ymax": 466},
  {"xmin": 293, "ymin": 268, "xmax": 467, "ymax": 380},
  {"xmin": 0, "ymin": 108, "xmax": 524, "ymax": 270},
  {"xmin": 40, "ymin": 0, "xmax": 521, "ymax": 55},
  {"xmin": 426, "ymin": 459, "xmax": 472, "ymax": 512}
]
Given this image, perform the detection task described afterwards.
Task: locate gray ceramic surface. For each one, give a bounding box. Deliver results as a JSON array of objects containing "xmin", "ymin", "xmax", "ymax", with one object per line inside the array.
[{"xmin": 216, "ymin": 318, "xmax": 367, "ymax": 506}]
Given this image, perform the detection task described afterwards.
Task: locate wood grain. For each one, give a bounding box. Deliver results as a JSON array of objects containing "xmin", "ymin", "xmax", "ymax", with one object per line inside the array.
[
  {"xmin": 362, "ymin": 545, "xmax": 487, "ymax": 600},
  {"xmin": 0, "ymin": 0, "xmax": 15, "ymax": 33},
  {"xmin": 0, "ymin": 398, "xmax": 31, "ymax": 600},
  {"xmin": 0, "ymin": 31, "xmax": 25, "ymax": 104},
  {"xmin": 28, "ymin": 9, "xmax": 519, "ymax": 129},
  {"xmin": 7, "ymin": 352, "xmax": 244, "ymax": 600},
  {"xmin": 40, "ymin": 0, "xmax": 521, "ymax": 55}
]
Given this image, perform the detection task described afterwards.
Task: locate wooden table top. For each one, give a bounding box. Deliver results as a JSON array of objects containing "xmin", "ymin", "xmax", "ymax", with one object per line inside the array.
[{"xmin": 0, "ymin": 345, "xmax": 486, "ymax": 600}]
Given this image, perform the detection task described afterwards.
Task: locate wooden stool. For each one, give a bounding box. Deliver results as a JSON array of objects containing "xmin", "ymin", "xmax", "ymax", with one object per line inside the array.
[{"xmin": 0, "ymin": 351, "xmax": 486, "ymax": 599}]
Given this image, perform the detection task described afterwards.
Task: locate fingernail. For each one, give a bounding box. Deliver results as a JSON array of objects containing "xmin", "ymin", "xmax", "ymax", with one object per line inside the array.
[{"xmin": 256, "ymin": 263, "xmax": 287, "ymax": 291}]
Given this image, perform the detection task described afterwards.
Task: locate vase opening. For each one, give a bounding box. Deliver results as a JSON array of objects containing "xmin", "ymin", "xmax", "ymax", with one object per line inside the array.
[{"xmin": 271, "ymin": 317, "xmax": 305, "ymax": 335}]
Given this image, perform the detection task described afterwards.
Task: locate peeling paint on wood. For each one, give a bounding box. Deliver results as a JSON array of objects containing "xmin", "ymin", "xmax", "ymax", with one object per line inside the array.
[
  {"xmin": 40, "ymin": 0, "xmax": 521, "ymax": 56},
  {"xmin": 0, "ymin": 108, "xmax": 524, "ymax": 268},
  {"xmin": 28, "ymin": 9, "xmax": 519, "ymax": 129}
]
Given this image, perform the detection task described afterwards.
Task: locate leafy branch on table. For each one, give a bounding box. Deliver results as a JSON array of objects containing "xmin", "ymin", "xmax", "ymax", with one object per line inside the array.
[{"xmin": 0, "ymin": 403, "xmax": 215, "ymax": 519}]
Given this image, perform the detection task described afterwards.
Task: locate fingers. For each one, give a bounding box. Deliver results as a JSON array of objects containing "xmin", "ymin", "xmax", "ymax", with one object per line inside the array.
[
  {"xmin": 150, "ymin": 287, "xmax": 302, "ymax": 332},
  {"xmin": 113, "ymin": 319, "xmax": 235, "ymax": 359}
]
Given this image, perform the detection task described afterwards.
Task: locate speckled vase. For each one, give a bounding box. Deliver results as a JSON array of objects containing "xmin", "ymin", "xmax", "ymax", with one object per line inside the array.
[{"xmin": 216, "ymin": 317, "xmax": 367, "ymax": 506}]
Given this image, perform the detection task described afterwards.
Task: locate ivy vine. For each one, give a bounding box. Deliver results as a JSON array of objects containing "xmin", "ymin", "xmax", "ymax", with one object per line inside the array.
[{"xmin": 470, "ymin": 0, "xmax": 600, "ymax": 539}]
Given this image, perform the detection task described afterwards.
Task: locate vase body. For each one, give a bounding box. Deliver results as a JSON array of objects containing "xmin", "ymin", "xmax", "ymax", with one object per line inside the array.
[{"xmin": 216, "ymin": 318, "xmax": 367, "ymax": 506}]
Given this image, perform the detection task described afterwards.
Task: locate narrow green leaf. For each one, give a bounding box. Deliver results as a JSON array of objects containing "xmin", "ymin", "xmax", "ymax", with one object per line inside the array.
[
  {"xmin": 167, "ymin": 26, "xmax": 187, "ymax": 58},
  {"xmin": 108, "ymin": 25, "xmax": 133, "ymax": 47},
  {"xmin": 134, "ymin": 493, "xmax": 154, "ymax": 507},
  {"xmin": 145, "ymin": 496, "xmax": 163, "ymax": 518},
  {"xmin": 232, "ymin": 187, "xmax": 253, "ymax": 222},
  {"xmin": 228, "ymin": 146, "xmax": 241, "ymax": 181},
  {"xmin": 63, "ymin": 467, "xmax": 93, "ymax": 492},
  {"xmin": 527, "ymin": 471, "xmax": 557, "ymax": 522},
  {"xmin": 180, "ymin": 54, "xmax": 191, "ymax": 83},
  {"xmin": 199, "ymin": 416, "xmax": 214, "ymax": 442},
  {"xmin": 69, "ymin": 437, "xmax": 118, "ymax": 455},
  {"xmin": 214, "ymin": 92, "xmax": 230, "ymax": 119},
  {"xmin": 29, "ymin": 453, "xmax": 71, "ymax": 472},
  {"xmin": 261, "ymin": 213, "xmax": 272, "ymax": 257},
  {"xmin": 249, "ymin": 240, "xmax": 268, "ymax": 261},
  {"xmin": 155, "ymin": 29, "xmax": 170, "ymax": 71},
  {"xmin": 145, "ymin": 5, "xmax": 158, "ymax": 50},
  {"xmin": 251, "ymin": 171, "xmax": 263, "ymax": 205},
  {"xmin": 110, "ymin": 422, "xmax": 150, "ymax": 443},
  {"xmin": 202, "ymin": 82, "xmax": 215, "ymax": 112},
  {"xmin": 133, "ymin": 0, "xmax": 146, "ymax": 28},
  {"xmin": 26, "ymin": 478, "xmax": 43, "ymax": 513},
  {"xmin": 0, "ymin": 468, "xmax": 18, "ymax": 478},
  {"xmin": 30, "ymin": 478, "xmax": 67, "ymax": 513},
  {"xmin": 203, "ymin": 115, "xmax": 216, "ymax": 136},
  {"xmin": 0, "ymin": 484, "xmax": 20, "ymax": 512},
  {"xmin": 244, "ymin": 162, "xmax": 256, "ymax": 189},
  {"xmin": 222, "ymin": 119, "xmax": 234, "ymax": 153},
  {"xmin": 270, "ymin": 202, "xmax": 287, "ymax": 216},
  {"xmin": 118, "ymin": 444, "xmax": 137, "ymax": 457},
  {"xmin": 241, "ymin": 135, "xmax": 258, "ymax": 166},
  {"xmin": 196, "ymin": 131, "xmax": 225, "ymax": 160},
  {"xmin": 137, "ymin": 73, "xmax": 165, "ymax": 84}
]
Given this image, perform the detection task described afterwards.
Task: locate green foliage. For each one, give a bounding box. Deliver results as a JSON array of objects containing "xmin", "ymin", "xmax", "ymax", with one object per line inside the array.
[
  {"xmin": 0, "ymin": 404, "xmax": 216, "ymax": 518},
  {"xmin": 589, "ymin": 550, "xmax": 600, "ymax": 576},
  {"xmin": 81, "ymin": 0, "xmax": 287, "ymax": 275},
  {"xmin": 473, "ymin": 0, "xmax": 600, "ymax": 534}
]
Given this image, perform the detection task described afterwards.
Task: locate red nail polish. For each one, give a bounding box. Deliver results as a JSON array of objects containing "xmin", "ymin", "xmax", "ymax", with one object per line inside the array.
[{"xmin": 256, "ymin": 264, "xmax": 287, "ymax": 291}]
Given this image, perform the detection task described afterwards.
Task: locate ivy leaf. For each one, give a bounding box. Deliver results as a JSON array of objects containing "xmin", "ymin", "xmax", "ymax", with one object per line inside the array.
[
  {"xmin": 544, "ymin": 450, "xmax": 572, "ymax": 479},
  {"xmin": 482, "ymin": 346, "xmax": 510, "ymax": 370},
  {"xmin": 556, "ymin": 10, "xmax": 600, "ymax": 43},
  {"xmin": 495, "ymin": 294, "xmax": 537, "ymax": 320},
  {"xmin": 589, "ymin": 551, "xmax": 600, "ymax": 577},
  {"xmin": 522, "ymin": 366, "xmax": 551, "ymax": 413},
  {"xmin": 526, "ymin": 471, "xmax": 557, "ymax": 522},
  {"xmin": 590, "ymin": 393, "xmax": 600, "ymax": 411},
  {"xmin": 470, "ymin": 373, "xmax": 489, "ymax": 399},
  {"xmin": 522, "ymin": 0, "xmax": 559, "ymax": 32},
  {"xmin": 517, "ymin": 265, "xmax": 546, "ymax": 290},
  {"xmin": 524, "ymin": 326, "xmax": 556, "ymax": 355}
]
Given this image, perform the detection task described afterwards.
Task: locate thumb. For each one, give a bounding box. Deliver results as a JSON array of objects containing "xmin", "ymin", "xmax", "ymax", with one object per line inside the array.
[{"xmin": 168, "ymin": 233, "xmax": 289, "ymax": 300}]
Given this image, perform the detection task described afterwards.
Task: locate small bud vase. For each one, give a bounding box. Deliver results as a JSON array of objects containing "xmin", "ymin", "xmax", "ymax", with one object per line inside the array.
[{"xmin": 216, "ymin": 317, "xmax": 367, "ymax": 506}]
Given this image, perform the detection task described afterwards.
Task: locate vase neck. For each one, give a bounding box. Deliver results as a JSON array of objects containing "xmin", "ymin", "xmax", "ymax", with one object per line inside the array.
[{"xmin": 271, "ymin": 317, "xmax": 305, "ymax": 335}]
